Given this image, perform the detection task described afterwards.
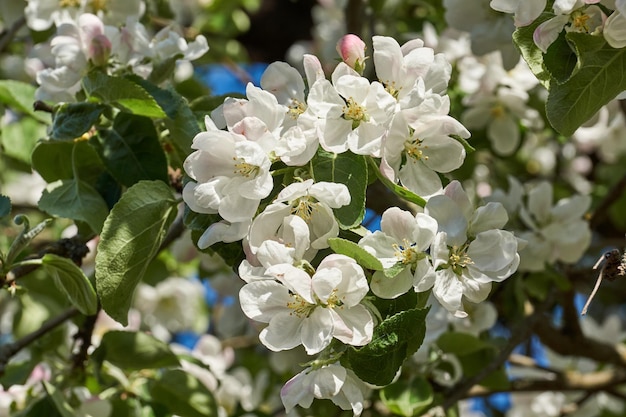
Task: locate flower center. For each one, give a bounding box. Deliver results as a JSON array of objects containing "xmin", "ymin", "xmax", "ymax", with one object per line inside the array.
[
  {"xmin": 233, "ymin": 158, "xmax": 260, "ymax": 178},
  {"xmin": 286, "ymin": 294, "xmax": 316, "ymax": 318},
  {"xmin": 393, "ymin": 239, "xmax": 422, "ymax": 265},
  {"xmin": 288, "ymin": 99, "xmax": 306, "ymax": 119},
  {"xmin": 291, "ymin": 197, "xmax": 316, "ymax": 221},
  {"xmin": 383, "ymin": 80, "xmax": 400, "ymax": 100},
  {"xmin": 448, "ymin": 246, "xmax": 473, "ymax": 276},
  {"xmin": 404, "ymin": 139, "xmax": 429, "ymax": 162},
  {"xmin": 490, "ymin": 104, "xmax": 506, "ymax": 118},
  {"xmin": 342, "ymin": 97, "xmax": 369, "ymax": 128},
  {"xmin": 60, "ymin": 0, "xmax": 81, "ymax": 7},
  {"xmin": 325, "ymin": 288, "xmax": 344, "ymax": 309},
  {"xmin": 570, "ymin": 10, "xmax": 591, "ymax": 32},
  {"xmin": 89, "ymin": 0, "xmax": 108, "ymax": 12}
]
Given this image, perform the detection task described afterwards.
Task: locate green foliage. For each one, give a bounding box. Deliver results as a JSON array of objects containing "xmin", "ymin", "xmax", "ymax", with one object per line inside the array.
[
  {"xmin": 32, "ymin": 140, "xmax": 105, "ymax": 183},
  {"xmin": 95, "ymin": 180, "xmax": 178, "ymax": 325},
  {"xmin": 366, "ymin": 157, "xmax": 426, "ymax": 208},
  {"xmin": 83, "ymin": 72, "xmax": 166, "ymax": 118},
  {"xmin": 38, "ymin": 179, "xmax": 109, "ymax": 233},
  {"xmin": 437, "ymin": 332, "xmax": 510, "ymax": 390},
  {"xmin": 310, "ymin": 149, "xmax": 368, "ymax": 228},
  {"xmin": 344, "ymin": 308, "xmax": 429, "ymax": 385},
  {"xmin": 0, "ymin": 195, "xmax": 10, "ymax": 218},
  {"xmin": 91, "ymin": 113, "xmax": 169, "ymax": 187},
  {"xmin": 93, "ymin": 330, "xmax": 180, "ymax": 370},
  {"xmin": 49, "ymin": 103, "xmax": 108, "ymax": 141},
  {"xmin": 39, "ymin": 253, "xmax": 98, "ymax": 315},
  {"xmin": 0, "ymin": 80, "xmax": 51, "ymax": 123},
  {"xmin": 42, "ymin": 381, "xmax": 78, "ymax": 417},
  {"xmin": 380, "ymin": 377, "xmax": 434, "ymax": 417},
  {"xmin": 328, "ymin": 237, "xmax": 384, "ymax": 270},
  {"xmin": 0, "ymin": 117, "xmax": 46, "ymax": 165},
  {"xmin": 148, "ymin": 369, "xmax": 219, "ymax": 417}
]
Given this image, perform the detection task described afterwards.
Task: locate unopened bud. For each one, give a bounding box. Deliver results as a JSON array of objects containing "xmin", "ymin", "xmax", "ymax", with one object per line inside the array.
[
  {"xmin": 336, "ymin": 34, "xmax": 367, "ymax": 74},
  {"xmin": 89, "ymin": 34, "xmax": 111, "ymax": 67}
]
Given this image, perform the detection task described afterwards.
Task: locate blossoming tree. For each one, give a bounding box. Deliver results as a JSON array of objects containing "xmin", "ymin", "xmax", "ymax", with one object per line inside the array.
[{"xmin": 1, "ymin": 0, "xmax": 626, "ymax": 416}]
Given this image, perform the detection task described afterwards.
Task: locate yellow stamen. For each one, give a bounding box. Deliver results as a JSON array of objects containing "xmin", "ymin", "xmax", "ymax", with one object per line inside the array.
[{"xmin": 232, "ymin": 157, "xmax": 260, "ymax": 178}]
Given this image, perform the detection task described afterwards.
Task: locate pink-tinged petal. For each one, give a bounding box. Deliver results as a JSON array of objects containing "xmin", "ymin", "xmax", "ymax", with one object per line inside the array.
[
  {"xmin": 302, "ymin": 308, "xmax": 334, "ymax": 354},
  {"xmin": 533, "ymin": 15, "xmax": 569, "ymax": 53},
  {"xmin": 380, "ymin": 207, "xmax": 419, "ymax": 242},
  {"xmin": 281, "ymin": 370, "xmax": 315, "ymax": 412},
  {"xmin": 260, "ymin": 311, "xmax": 305, "ymax": 351},
  {"xmin": 303, "ymin": 54, "xmax": 325, "ymax": 86}
]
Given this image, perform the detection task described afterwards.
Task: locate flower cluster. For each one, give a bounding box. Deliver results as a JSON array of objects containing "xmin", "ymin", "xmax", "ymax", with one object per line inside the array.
[
  {"xmin": 31, "ymin": 5, "xmax": 208, "ymax": 102},
  {"xmin": 182, "ymin": 34, "xmax": 521, "ymax": 414},
  {"xmin": 491, "ymin": 0, "xmax": 626, "ymax": 50}
]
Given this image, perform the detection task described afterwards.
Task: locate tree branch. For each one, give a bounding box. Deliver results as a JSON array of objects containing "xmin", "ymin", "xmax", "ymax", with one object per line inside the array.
[
  {"xmin": 0, "ymin": 16, "xmax": 26, "ymax": 53},
  {"xmin": 0, "ymin": 308, "xmax": 79, "ymax": 377}
]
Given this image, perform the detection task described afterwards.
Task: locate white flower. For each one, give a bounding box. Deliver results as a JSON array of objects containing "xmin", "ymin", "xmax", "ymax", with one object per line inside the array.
[
  {"xmin": 183, "ymin": 120, "xmax": 273, "ymax": 224},
  {"xmin": 604, "ymin": 10, "xmax": 626, "ymax": 48},
  {"xmin": 517, "ymin": 181, "xmax": 591, "ymax": 271},
  {"xmin": 359, "ymin": 207, "xmax": 438, "ymax": 298},
  {"xmin": 462, "ymin": 86, "xmax": 543, "ymax": 155},
  {"xmin": 25, "ymin": 0, "xmax": 144, "ymax": 31},
  {"xmin": 533, "ymin": 2, "xmax": 606, "ymax": 52},
  {"xmin": 35, "ymin": 13, "xmax": 108, "ymax": 102},
  {"xmin": 239, "ymin": 254, "xmax": 373, "ymax": 354},
  {"xmin": 247, "ymin": 179, "xmax": 350, "ymax": 255},
  {"xmin": 280, "ymin": 363, "xmax": 369, "ymax": 416},
  {"xmin": 425, "ymin": 181, "xmax": 520, "ymax": 317},
  {"xmin": 134, "ymin": 277, "xmax": 207, "ymax": 337},
  {"xmin": 381, "ymin": 110, "xmax": 469, "ymax": 198},
  {"xmin": 307, "ymin": 67, "xmax": 396, "ymax": 156},
  {"xmin": 490, "ymin": 0, "xmax": 547, "ymax": 26}
]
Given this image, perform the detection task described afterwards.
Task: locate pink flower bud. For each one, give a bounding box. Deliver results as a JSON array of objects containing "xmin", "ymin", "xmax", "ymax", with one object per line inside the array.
[
  {"xmin": 336, "ymin": 34, "xmax": 366, "ymax": 73},
  {"xmin": 89, "ymin": 34, "xmax": 111, "ymax": 67}
]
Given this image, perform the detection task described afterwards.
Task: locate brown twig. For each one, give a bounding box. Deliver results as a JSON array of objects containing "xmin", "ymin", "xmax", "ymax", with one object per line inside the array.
[
  {"xmin": 440, "ymin": 293, "xmax": 555, "ymax": 410},
  {"xmin": 0, "ymin": 16, "xmax": 26, "ymax": 53},
  {"xmin": 0, "ymin": 307, "xmax": 79, "ymax": 377}
]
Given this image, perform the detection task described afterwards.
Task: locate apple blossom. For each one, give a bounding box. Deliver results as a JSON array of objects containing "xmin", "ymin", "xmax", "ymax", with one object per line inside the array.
[
  {"xmin": 533, "ymin": 2, "xmax": 606, "ymax": 52},
  {"xmin": 239, "ymin": 254, "xmax": 373, "ymax": 354},
  {"xmin": 604, "ymin": 10, "xmax": 626, "ymax": 48},
  {"xmin": 182, "ymin": 121, "xmax": 273, "ymax": 224},
  {"xmin": 306, "ymin": 67, "xmax": 396, "ymax": 156},
  {"xmin": 281, "ymin": 363, "xmax": 369, "ymax": 416},
  {"xmin": 517, "ymin": 181, "xmax": 591, "ymax": 271},
  {"xmin": 425, "ymin": 181, "xmax": 520, "ymax": 317},
  {"xmin": 359, "ymin": 207, "xmax": 438, "ymax": 298},
  {"xmin": 490, "ymin": 0, "xmax": 547, "ymax": 27},
  {"xmin": 247, "ymin": 179, "xmax": 350, "ymax": 255}
]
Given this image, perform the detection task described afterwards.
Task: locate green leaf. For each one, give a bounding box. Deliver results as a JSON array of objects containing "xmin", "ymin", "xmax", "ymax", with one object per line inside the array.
[
  {"xmin": 93, "ymin": 330, "xmax": 180, "ymax": 370},
  {"xmin": 344, "ymin": 308, "xmax": 429, "ymax": 385},
  {"xmin": 0, "ymin": 80, "xmax": 51, "ymax": 123},
  {"xmin": 42, "ymin": 381, "xmax": 78, "ymax": 417},
  {"xmin": 436, "ymin": 332, "xmax": 493, "ymax": 356},
  {"xmin": 91, "ymin": 113, "xmax": 168, "ymax": 187},
  {"xmin": 310, "ymin": 149, "xmax": 368, "ymax": 228},
  {"xmin": 543, "ymin": 31, "xmax": 577, "ymax": 84},
  {"xmin": 367, "ymin": 157, "xmax": 426, "ymax": 208},
  {"xmin": 95, "ymin": 180, "xmax": 178, "ymax": 325},
  {"xmin": 149, "ymin": 369, "xmax": 219, "ymax": 417},
  {"xmin": 436, "ymin": 332, "xmax": 510, "ymax": 390},
  {"xmin": 0, "ymin": 117, "xmax": 46, "ymax": 164},
  {"xmin": 380, "ymin": 377, "xmax": 433, "ymax": 417},
  {"xmin": 32, "ymin": 140, "xmax": 105, "ymax": 183},
  {"xmin": 39, "ymin": 253, "xmax": 98, "ymax": 315},
  {"xmin": 83, "ymin": 72, "xmax": 166, "ymax": 118},
  {"xmin": 328, "ymin": 237, "xmax": 383, "ymax": 270},
  {"xmin": 512, "ymin": 11, "xmax": 553, "ymax": 88},
  {"xmin": 49, "ymin": 102, "xmax": 107, "ymax": 141},
  {"xmin": 546, "ymin": 34, "xmax": 626, "ymax": 136},
  {"xmin": 38, "ymin": 179, "xmax": 109, "ymax": 233},
  {"xmin": 0, "ymin": 195, "xmax": 10, "ymax": 218}
]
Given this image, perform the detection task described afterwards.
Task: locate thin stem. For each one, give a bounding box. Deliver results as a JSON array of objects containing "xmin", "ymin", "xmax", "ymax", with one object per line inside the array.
[
  {"xmin": 0, "ymin": 308, "xmax": 80, "ymax": 377},
  {"xmin": 0, "ymin": 16, "xmax": 26, "ymax": 53}
]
